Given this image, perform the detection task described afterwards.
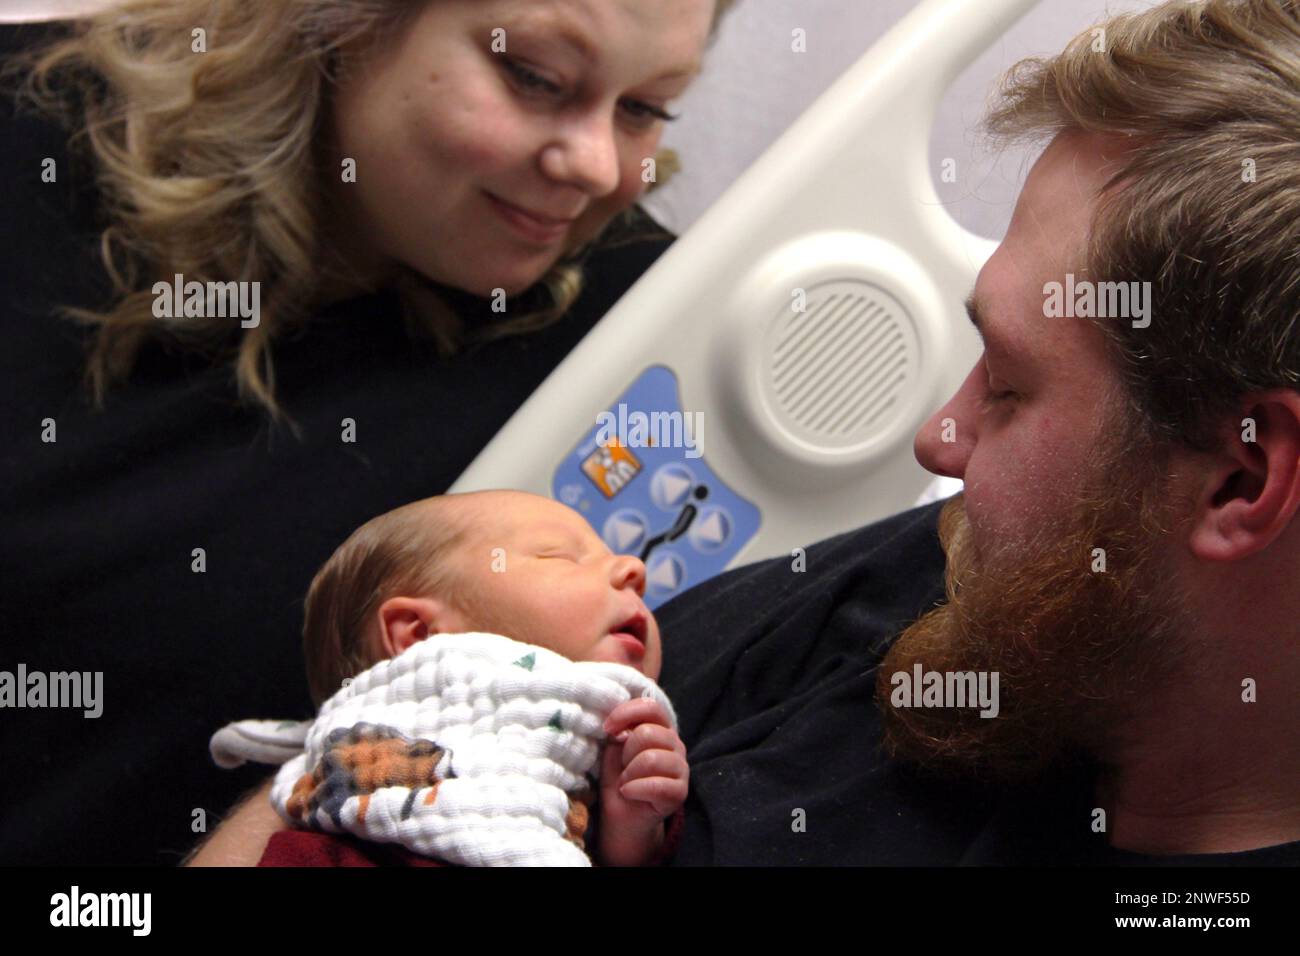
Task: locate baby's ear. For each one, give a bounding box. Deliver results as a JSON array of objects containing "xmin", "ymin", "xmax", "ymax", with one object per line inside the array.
[{"xmin": 375, "ymin": 596, "xmax": 462, "ymax": 657}]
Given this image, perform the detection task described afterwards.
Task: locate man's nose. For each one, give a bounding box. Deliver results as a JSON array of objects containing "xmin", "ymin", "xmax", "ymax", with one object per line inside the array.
[
  {"xmin": 609, "ymin": 553, "xmax": 647, "ymax": 597},
  {"xmin": 540, "ymin": 109, "xmax": 621, "ymax": 197},
  {"xmin": 913, "ymin": 360, "xmax": 982, "ymax": 480}
]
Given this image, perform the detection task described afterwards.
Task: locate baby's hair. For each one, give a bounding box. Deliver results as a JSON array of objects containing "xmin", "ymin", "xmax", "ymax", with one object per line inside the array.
[{"xmin": 303, "ymin": 497, "xmax": 473, "ymax": 706}]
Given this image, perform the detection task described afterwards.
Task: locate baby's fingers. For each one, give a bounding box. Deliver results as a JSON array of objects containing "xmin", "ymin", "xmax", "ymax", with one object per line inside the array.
[
  {"xmin": 618, "ymin": 775, "xmax": 688, "ymax": 817},
  {"xmin": 617, "ymin": 723, "xmax": 685, "ymax": 766},
  {"xmin": 604, "ymin": 698, "xmax": 671, "ymax": 739},
  {"xmin": 619, "ymin": 747, "xmax": 688, "ymax": 786}
]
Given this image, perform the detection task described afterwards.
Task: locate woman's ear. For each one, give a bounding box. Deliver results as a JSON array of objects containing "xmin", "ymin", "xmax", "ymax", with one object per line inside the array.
[
  {"xmin": 373, "ymin": 596, "xmax": 466, "ymax": 659},
  {"xmin": 1187, "ymin": 391, "xmax": 1300, "ymax": 562}
]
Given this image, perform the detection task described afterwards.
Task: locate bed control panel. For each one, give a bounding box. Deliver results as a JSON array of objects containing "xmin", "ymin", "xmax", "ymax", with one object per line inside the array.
[{"xmin": 552, "ymin": 365, "xmax": 761, "ymax": 609}]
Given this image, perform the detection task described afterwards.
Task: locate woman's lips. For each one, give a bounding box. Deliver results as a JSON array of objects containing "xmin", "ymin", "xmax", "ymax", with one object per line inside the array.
[{"xmin": 484, "ymin": 191, "xmax": 573, "ymax": 244}]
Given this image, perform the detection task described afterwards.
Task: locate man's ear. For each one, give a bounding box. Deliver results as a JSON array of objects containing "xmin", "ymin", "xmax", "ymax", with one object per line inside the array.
[
  {"xmin": 373, "ymin": 596, "xmax": 467, "ymax": 659},
  {"xmin": 1188, "ymin": 390, "xmax": 1300, "ymax": 562}
]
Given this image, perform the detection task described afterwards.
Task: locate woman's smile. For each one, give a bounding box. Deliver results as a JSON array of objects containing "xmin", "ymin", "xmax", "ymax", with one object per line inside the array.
[{"xmin": 484, "ymin": 190, "xmax": 577, "ymax": 244}]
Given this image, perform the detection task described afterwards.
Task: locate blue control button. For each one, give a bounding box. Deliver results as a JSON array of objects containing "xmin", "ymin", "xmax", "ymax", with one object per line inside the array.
[
  {"xmin": 602, "ymin": 509, "xmax": 648, "ymax": 553},
  {"xmin": 646, "ymin": 550, "xmax": 687, "ymax": 597},
  {"xmin": 650, "ymin": 464, "xmax": 696, "ymax": 511},
  {"xmin": 688, "ymin": 505, "xmax": 732, "ymax": 553}
]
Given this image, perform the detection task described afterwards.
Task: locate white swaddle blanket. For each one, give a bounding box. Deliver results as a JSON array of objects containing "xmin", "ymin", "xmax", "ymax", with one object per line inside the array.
[{"xmin": 211, "ymin": 632, "xmax": 676, "ymax": 867}]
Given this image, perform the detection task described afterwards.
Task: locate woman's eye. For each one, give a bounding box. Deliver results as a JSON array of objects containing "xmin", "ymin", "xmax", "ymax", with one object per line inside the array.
[
  {"xmin": 619, "ymin": 98, "xmax": 676, "ymax": 126},
  {"xmin": 502, "ymin": 58, "xmax": 675, "ymax": 126},
  {"xmin": 503, "ymin": 59, "xmax": 564, "ymax": 96}
]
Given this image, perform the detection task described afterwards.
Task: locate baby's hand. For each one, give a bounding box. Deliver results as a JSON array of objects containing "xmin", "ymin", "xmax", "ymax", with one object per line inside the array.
[{"xmin": 596, "ymin": 698, "xmax": 689, "ymax": 866}]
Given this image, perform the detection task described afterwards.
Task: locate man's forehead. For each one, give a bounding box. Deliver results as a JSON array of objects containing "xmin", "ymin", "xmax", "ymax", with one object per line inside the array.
[
  {"xmin": 1006, "ymin": 136, "xmax": 1102, "ymax": 269},
  {"xmin": 977, "ymin": 134, "xmax": 1102, "ymax": 356},
  {"xmin": 978, "ymin": 133, "xmax": 1126, "ymax": 360},
  {"xmin": 1010, "ymin": 131, "xmax": 1137, "ymax": 262}
]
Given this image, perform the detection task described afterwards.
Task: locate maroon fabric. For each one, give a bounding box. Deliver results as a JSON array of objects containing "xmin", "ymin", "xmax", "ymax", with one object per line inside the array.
[
  {"xmin": 258, "ymin": 830, "xmax": 447, "ymax": 867},
  {"xmin": 653, "ymin": 806, "xmax": 687, "ymax": 866},
  {"xmin": 257, "ymin": 806, "xmax": 688, "ymax": 867}
]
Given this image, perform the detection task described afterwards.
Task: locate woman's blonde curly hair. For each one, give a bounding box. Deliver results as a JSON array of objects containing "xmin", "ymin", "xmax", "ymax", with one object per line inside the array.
[{"xmin": 3, "ymin": 0, "xmax": 737, "ymax": 419}]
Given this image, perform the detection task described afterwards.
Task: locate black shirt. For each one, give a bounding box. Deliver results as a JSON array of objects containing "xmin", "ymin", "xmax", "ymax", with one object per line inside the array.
[{"xmin": 656, "ymin": 499, "xmax": 1300, "ymax": 865}]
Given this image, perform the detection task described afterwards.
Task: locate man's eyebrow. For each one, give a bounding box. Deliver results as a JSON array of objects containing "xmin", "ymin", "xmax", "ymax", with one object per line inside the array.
[
  {"xmin": 963, "ymin": 291, "xmax": 986, "ymax": 339},
  {"xmin": 964, "ymin": 291, "xmax": 1015, "ymax": 360}
]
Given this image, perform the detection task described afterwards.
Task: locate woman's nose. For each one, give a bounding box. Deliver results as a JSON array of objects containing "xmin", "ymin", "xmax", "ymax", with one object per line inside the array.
[
  {"xmin": 913, "ymin": 360, "xmax": 981, "ymax": 480},
  {"xmin": 540, "ymin": 111, "xmax": 621, "ymax": 197}
]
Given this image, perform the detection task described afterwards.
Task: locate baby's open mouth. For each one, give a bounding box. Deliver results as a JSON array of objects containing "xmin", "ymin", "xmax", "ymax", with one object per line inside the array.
[{"xmin": 610, "ymin": 612, "xmax": 648, "ymax": 655}]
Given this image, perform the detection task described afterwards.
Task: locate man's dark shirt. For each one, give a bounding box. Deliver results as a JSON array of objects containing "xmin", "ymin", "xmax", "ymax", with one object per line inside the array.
[{"xmin": 655, "ymin": 490, "xmax": 1300, "ymax": 866}]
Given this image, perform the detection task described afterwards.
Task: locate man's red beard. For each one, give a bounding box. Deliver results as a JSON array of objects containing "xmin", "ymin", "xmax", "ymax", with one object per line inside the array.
[{"xmin": 876, "ymin": 416, "xmax": 1194, "ymax": 785}]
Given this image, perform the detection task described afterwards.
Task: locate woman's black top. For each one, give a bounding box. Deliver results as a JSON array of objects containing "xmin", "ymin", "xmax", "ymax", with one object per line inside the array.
[{"xmin": 0, "ymin": 21, "xmax": 676, "ymax": 864}]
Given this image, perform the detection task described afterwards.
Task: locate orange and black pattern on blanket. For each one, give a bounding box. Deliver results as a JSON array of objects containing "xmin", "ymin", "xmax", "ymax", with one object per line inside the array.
[
  {"xmin": 565, "ymin": 788, "xmax": 595, "ymax": 852},
  {"xmin": 285, "ymin": 721, "xmax": 596, "ymax": 853},
  {"xmin": 285, "ymin": 723, "xmax": 451, "ymax": 829}
]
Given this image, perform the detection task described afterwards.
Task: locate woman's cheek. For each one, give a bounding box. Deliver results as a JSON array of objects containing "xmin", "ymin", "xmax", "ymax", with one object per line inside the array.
[
  {"xmin": 429, "ymin": 79, "xmax": 523, "ymax": 170},
  {"xmin": 571, "ymin": 165, "xmax": 648, "ymax": 244},
  {"xmin": 439, "ymin": 121, "xmax": 505, "ymax": 174}
]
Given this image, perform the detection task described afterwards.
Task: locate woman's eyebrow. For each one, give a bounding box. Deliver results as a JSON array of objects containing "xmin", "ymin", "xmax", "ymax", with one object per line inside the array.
[
  {"xmin": 549, "ymin": 21, "xmax": 598, "ymax": 64},
  {"xmin": 654, "ymin": 62, "xmax": 702, "ymax": 81},
  {"xmin": 525, "ymin": 19, "xmax": 701, "ymax": 82}
]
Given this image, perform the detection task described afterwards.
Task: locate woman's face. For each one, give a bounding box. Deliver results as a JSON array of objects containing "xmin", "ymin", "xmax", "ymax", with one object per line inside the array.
[{"xmin": 330, "ymin": 0, "xmax": 716, "ymax": 297}]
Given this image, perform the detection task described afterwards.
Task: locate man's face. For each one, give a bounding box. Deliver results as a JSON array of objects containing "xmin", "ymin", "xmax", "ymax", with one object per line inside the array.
[
  {"xmin": 884, "ymin": 131, "xmax": 1194, "ymax": 780},
  {"xmin": 915, "ymin": 130, "xmax": 1138, "ymax": 561},
  {"xmin": 329, "ymin": 0, "xmax": 713, "ymax": 297},
  {"xmin": 446, "ymin": 491, "xmax": 663, "ymax": 679}
]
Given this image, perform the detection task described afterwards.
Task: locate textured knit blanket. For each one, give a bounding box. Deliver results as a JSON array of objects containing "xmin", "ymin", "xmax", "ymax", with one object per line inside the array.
[{"xmin": 210, "ymin": 633, "xmax": 677, "ymax": 867}]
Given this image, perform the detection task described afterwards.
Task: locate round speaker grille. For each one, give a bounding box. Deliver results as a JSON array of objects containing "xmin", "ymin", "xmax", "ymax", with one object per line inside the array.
[{"xmin": 762, "ymin": 279, "xmax": 918, "ymax": 451}]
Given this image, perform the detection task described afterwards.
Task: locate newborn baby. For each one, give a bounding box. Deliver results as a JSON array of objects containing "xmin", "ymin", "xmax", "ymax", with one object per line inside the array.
[{"xmin": 274, "ymin": 489, "xmax": 687, "ymax": 867}]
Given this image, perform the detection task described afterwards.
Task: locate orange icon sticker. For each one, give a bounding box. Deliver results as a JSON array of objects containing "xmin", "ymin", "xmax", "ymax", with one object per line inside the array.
[{"xmin": 580, "ymin": 439, "xmax": 642, "ymax": 499}]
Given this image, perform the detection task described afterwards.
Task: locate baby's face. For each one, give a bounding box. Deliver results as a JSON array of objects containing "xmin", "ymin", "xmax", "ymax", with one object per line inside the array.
[{"xmin": 442, "ymin": 492, "xmax": 662, "ymax": 679}]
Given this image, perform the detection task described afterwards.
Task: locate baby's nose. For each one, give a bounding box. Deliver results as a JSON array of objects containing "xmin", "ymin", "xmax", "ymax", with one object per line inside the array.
[{"xmin": 611, "ymin": 554, "xmax": 647, "ymax": 594}]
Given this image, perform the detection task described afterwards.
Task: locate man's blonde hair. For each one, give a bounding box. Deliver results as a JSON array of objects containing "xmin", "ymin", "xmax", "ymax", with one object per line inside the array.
[
  {"xmin": 981, "ymin": 0, "xmax": 1300, "ymax": 453},
  {"xmin": 302, "ymin": 498, "xmax": 471, "ymax": 706}
]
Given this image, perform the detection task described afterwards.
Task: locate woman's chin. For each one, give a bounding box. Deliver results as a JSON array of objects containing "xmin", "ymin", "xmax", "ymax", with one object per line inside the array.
[{"xmin": 466, "ymin": 258, "xmax": 564, "ymax": 299}]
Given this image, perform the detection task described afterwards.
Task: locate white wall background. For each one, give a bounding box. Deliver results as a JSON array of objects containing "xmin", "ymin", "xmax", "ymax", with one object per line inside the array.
[
  {"xmin": 0, "ymin": 0, "xmax": 112, "ymax": 21},
  {"xmin": 5, "ymin": 0, "xmax": 1165, "ymax": 241},
  {"xmin": 642, "ymin": 0, "xmax": 1165, "ymax": 242}
]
